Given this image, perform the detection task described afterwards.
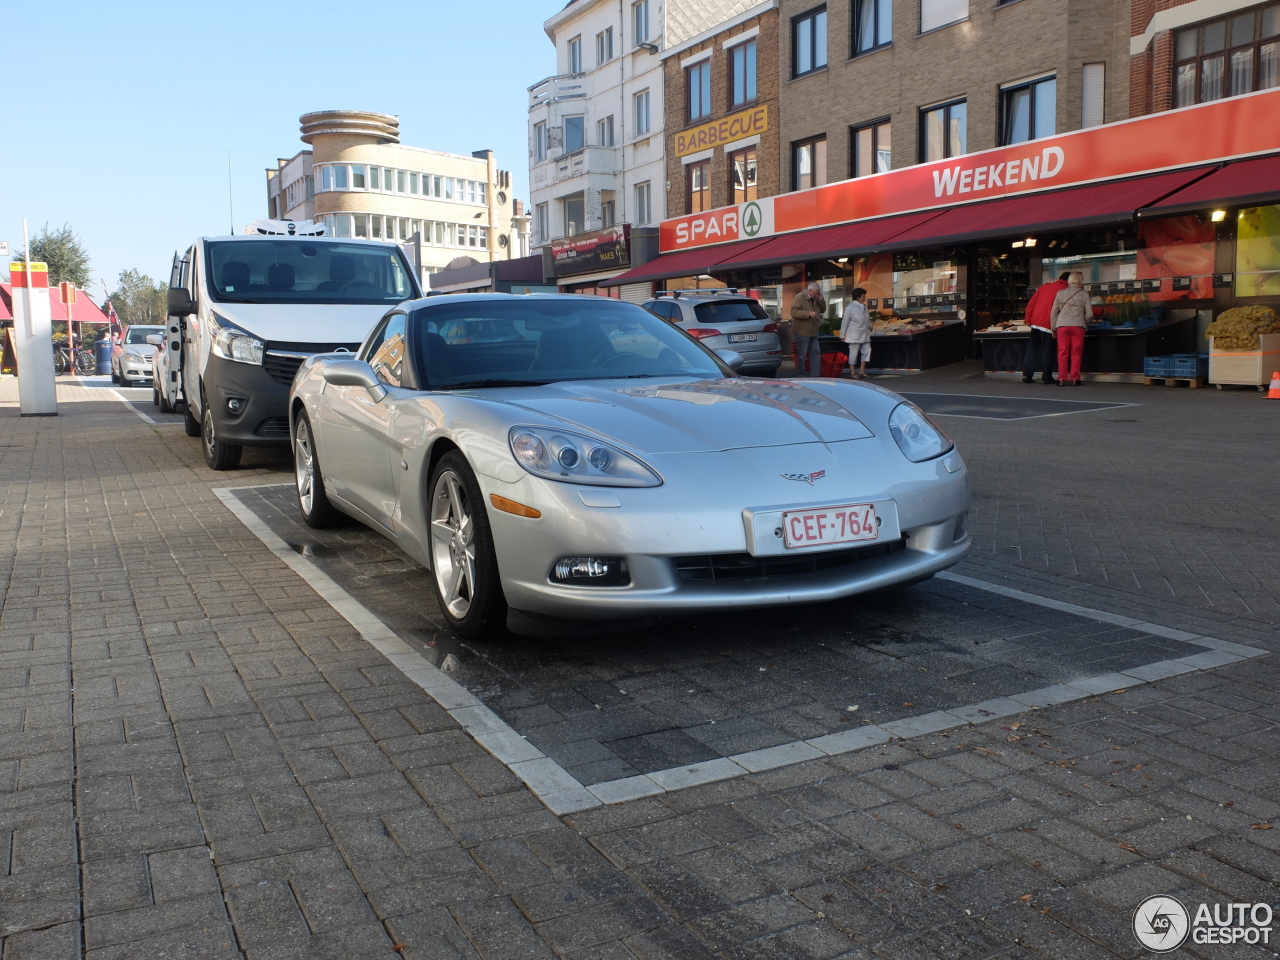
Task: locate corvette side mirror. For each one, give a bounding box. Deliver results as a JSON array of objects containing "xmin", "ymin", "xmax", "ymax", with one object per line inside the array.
[{"xmin": 321, "ymin": 358, "xmax": 387, "ymax": 401}]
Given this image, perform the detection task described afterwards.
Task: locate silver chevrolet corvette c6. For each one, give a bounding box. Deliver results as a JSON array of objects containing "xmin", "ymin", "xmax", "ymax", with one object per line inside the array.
[{"xmin": 288, "ymin": 293, "xmax": 971, "ymax": 638}]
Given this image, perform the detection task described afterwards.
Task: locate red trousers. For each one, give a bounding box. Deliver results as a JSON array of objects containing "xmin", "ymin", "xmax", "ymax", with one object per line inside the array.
[{"xmin": 1056, "ymin": 326, "xmax": 1084, "ymax": 382}]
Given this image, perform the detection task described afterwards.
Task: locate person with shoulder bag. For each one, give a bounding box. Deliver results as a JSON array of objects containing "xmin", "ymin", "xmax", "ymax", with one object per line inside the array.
[{"xmin": 1049, "ymin": 271, "xmax": 1090, "ymax": 386}]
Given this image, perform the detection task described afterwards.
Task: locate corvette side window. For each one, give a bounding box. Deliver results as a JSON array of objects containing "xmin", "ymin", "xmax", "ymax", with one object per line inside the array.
[{"xmin": 369, "ymin": 313, "xmax": 407, "ymax": 387}]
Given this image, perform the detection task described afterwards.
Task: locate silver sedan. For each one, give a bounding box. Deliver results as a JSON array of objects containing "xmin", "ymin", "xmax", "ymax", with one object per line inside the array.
[{"xmin": 289, "ymin": 294, "xmax": 970, "ymax": 638}]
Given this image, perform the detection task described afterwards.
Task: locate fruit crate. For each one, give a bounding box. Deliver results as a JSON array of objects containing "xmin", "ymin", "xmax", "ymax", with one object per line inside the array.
[{"xmin": 1143, "ymin": 355, "xmax": 1174, "ymax": 377}]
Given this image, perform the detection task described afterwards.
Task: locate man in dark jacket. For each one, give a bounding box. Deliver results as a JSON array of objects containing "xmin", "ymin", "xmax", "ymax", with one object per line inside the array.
[{"xmin": 1022, "ymin": 273, "xmax": 1069, "ymax": 384}]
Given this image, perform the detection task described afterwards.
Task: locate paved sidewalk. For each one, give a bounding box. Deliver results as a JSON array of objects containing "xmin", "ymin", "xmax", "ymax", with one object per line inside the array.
[{"xmin": 0, "ymin": 373, "xmax": 1277, "ymax": 960}]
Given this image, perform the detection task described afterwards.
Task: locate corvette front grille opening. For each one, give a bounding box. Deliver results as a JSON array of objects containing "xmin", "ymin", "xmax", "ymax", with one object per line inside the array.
[{"xmin": 675, "ymin": 539, "xmax": 905, "ymax": 582}]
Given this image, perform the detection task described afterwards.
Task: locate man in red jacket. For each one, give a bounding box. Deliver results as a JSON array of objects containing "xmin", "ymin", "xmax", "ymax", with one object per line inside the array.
[{"xmin": 1022, "ymin": 273, "xmax": 1069, "ymax": 384}]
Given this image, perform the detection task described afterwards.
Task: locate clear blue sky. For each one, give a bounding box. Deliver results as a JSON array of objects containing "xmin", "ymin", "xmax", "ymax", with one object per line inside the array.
[{"xmin": 1, "ymin": 0, "xmax": 558, "ymax": 298}]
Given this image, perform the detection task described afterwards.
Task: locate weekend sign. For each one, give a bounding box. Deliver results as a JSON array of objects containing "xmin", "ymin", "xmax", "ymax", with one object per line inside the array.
[{"xmin": 659, "ymin": 87, "xmax": 1280, "ymax": 252}]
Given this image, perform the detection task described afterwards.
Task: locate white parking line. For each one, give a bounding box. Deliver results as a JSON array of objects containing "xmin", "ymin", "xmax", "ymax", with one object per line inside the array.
[
  {"xmin": 110, "ymin": 389, "xmax": 158, "ymax": 424},
  {"xmin": 215, "ymin": 485, "xmax": 1268, "ymax": 815}
]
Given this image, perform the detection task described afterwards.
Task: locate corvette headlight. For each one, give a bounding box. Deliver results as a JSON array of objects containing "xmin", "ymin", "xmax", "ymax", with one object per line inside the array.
[
  {"xmin": 509, "ymin": 426, "xmax": 661, "ymax": 487},
  {"xmin": 888, "ymin": 402, "xmax": 953, "ymax": 462},
  {"xmin": 210, "ymin": 314, "xmax": 264, "ymax": 365}
]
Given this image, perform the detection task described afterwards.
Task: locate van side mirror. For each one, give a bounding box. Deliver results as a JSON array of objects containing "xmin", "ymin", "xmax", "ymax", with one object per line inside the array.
[{"xmin": 168, "ymin": 287, "xmax": 196, "ymax": 316}]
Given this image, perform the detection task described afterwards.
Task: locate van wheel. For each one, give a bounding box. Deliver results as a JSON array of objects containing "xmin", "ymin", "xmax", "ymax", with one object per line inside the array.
[
  {"xmin": 202, "ymin": 405, "xmax": 242, "ymax": 470},
  {"xmin": 183, "ymin": 399, "xmax": 201, "ymax": 436},
  {"xmin": 293, "ymin": 412, "xmax": 342, "ymax": 528}
]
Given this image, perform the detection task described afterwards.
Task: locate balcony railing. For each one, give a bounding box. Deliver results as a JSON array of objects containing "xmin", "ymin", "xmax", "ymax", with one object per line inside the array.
[
  {"xmin": 528, "ymin": 73, "xmax": 588, "ymax": 111},
  {"xmin": 531, "ymin": 144, "xmax": 619, "ymax": 190}
]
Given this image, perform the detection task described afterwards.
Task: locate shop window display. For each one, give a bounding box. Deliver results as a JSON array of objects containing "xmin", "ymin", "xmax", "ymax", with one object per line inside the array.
[
  {"xmin": 1137, "ymin": 215, "xmax": 1215, "ymax": 301},
  {"xmin": 1235, "ymin": 204, "xmax": 1280, "ymax": 297}
]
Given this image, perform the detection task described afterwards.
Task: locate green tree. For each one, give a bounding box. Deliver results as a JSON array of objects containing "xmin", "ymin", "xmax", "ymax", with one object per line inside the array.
[
  {"xmin": 108, "ymin": 269, "xmax": 168, "ymax": 326},
  {"xmin": 12, "ymin": 223, "xmax": 92, "ymax": 288}
]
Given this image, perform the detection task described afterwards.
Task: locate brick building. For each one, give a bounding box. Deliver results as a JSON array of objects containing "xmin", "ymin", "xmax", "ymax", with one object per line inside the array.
[
  {"xmin": 662, "ymin": 2, "xmax": 781, "ymax": 219},
  {"xmin": 777, "ymin": 0, "xmax": 1129, "ymax": 191},
  {"xmin": 1131, "ymin": 0, "xmax": 1280, "ymax": 116}
]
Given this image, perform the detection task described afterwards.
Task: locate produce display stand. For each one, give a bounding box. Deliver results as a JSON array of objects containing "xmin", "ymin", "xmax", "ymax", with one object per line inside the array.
[
  {"xmin": 973, "ymin": 315, "xmax": 1195, "ymax": 381},
  {"xmin": 863, "ymin": 320, "xmax": 966, "ymax": 373},
  {"xmin": 1209, "ymin": 333, "xmax": 1280, "ymax": 390}
]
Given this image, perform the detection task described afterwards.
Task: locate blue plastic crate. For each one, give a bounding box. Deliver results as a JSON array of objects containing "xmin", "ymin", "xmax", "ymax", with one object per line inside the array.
[
  {"xmin": 1144, "ymin": 355, "xmax": 1173, "ymax": 377},
  {"xmin": 1168, "ymin": 353, "xmax": 1209, "ymax": 379}
]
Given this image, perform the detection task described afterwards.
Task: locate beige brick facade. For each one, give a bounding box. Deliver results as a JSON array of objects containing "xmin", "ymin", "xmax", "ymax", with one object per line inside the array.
[
  {"xmin": 663, "ymin": 7, "xmax": 782, "ymax": 217},
  {"xmin": 776, "ymin": 0, "xmax": 1129, "ymax": 189}
]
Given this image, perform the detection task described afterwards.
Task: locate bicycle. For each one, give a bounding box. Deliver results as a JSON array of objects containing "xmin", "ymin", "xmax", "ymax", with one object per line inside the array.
[{"xmin": 53, "ymin": 344, "xmax": 97, "ymax": 376}]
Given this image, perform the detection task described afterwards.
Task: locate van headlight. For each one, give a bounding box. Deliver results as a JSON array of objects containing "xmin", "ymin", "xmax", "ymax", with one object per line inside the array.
[
  {"xmin": 210, "ymin": 314, "xmax": 265, "ymax": 365},
  {"xmin": 889, "ymin": 402, "xmax": 953, "ymax": 462},
  {"xmin": 509, "ymin": 426, "xmax": 661, "ymax": 487}
]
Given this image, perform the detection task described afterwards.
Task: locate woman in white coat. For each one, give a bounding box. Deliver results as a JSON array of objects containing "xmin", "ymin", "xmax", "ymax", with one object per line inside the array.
[{"xmin": 839, "ymin": 287, "xmax": 872, "ymax": 379}]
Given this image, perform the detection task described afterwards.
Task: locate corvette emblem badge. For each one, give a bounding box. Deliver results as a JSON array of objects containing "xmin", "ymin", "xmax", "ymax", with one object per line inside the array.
[{"xmin": 781, "ymin": 470, "xmax": 826, "ymax": 485}]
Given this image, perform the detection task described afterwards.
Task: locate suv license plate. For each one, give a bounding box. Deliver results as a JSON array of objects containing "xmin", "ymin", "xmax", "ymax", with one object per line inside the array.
[
  {"xmin": 782, "ymin": 503, "xmax": 878, "ymax": 549},
  {"xmin": 728, "ymin": 333, "xmax": 757, "ymax": 343}
]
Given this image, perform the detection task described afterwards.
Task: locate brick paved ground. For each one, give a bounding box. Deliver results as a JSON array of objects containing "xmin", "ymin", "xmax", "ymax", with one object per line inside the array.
[{"xmin": 0, "ymin": 370, "xmax": 1276, "ymax": 960}]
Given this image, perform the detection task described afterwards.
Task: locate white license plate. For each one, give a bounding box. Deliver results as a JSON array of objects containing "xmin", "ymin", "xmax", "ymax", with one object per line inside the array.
[
  {"xmin": 782, "ymin": 503, "xmax": 879, "ymax": 549},
  {"xmin": 728, "ymin": 333, "xmax": 757, "ymax": 343}
]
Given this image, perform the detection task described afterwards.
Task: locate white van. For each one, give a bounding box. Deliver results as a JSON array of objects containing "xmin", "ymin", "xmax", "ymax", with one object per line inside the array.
[{"xmin": 167, "ymin": 227, "xmax": 421, "ymax": 469}]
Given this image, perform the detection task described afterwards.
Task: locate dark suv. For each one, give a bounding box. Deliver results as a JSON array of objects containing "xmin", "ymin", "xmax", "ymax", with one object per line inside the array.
[{"xmin": 642, "ymin": 290, "xmax": 781, "ymax": 377}]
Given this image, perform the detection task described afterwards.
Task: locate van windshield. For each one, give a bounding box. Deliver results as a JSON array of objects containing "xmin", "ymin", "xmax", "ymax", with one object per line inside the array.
[{"xmin": 206, "ymin": 240, "xmax": 417, "ymax": 304}]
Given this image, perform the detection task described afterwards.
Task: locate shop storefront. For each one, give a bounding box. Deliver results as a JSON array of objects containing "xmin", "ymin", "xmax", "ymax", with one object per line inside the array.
[
  {"xmin": 606, "ymin": 88, "xmax": 1280, "ymax": 382},
  {"xmin": 552, "ymin": 225, "xmax": 631, "ymax": 298}
]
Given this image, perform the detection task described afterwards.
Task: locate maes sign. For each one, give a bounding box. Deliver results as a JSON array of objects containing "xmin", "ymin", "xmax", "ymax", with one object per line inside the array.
[{"xmin": 551, "ymin": 225, "xmax": 630, "ymax": 278}]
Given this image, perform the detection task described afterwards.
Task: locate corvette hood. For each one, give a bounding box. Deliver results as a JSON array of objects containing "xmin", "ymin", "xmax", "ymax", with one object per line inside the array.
[
  {"xmin": 210, "ymin": 302, "xmax": 389, "ymax": 345},
  {"xmin": 469, "ymin": 378, "xmax": 878, "ymax": 454}
]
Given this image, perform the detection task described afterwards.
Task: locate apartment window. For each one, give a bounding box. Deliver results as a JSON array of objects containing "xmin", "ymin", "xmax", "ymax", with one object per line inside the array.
[
  {"xmin": 535, "ymin": 202, "xmax": 549, "ymax": 243},
  {"xmin": 1001, "ymin": 76, "xmax": 1056, "ymax": 145},
  {"xmin": 633, "ymin": 0, "xmax": 649, "ymax": 44},
  {"xmin": 564, "ymin": 194, "xmax": 585, "ymax": 236},
  {"xmin": 688, "ymin": 60, "xmax": 713, "ymax": 121},
  {"xmin": 597, "ymin": 115, "xmax": 616, "ymax": 147},
  {"xmin": 601, "ymin": 198, "xmax": 616, "ymax": 227},
  {"xmin": 921, "ymin": 0, "xmax": 968, "ymax": 33},
  {"xmin": 792, "ymin": 136, "xmax": 827, "ymax": 190},
  {"xmin": 306, "ymin": 176, "xmax": 314, "ymax": 200},
  {"xmin": 369, "ymin": 167, "xmax": 380, "ymax": 190},
  {"xmin": 729, "ymin": 146, "xmax": 758, "ymax": 203},
  {"xmin": 569, "ymin": 36, "xmax": 583, "ymax": 74},
  {"xmin": 793, "ymin": 6, "xmax": 828, "ymax": 77},
  {"xmin": 397, "ymin": 170, "xmax": 406, "ymax": 193},
  {"xmin": 409, "ymin": 171, "xmax": 419, "ymax": 193},
  {"xmin": 445, "ymin": 178, "xmax": 454, "ymax": 200},
  {"xmin": 634, "ymin": 182, "xmax": 652, "ymax": 224},
  {"xmin": 320, "ymin": 166, "xmax": 332, "ymax": 191},
  {"xmin": 729, "ymin": 40, "xmax": 757, "ymax": 105},
  {"xmin": 534, "ymin": 121, "xmax": 547, "ymax": 161},
  {"xmin": 478, "ymin": 183, "xmax": 487, "ymax": 204},
  {"xmin": 384, "ymin": 168, "xmax": 395, "ymax": 190},
  {"xmin": 851, "ymin": 119, "xmax": 892, "ymax": 177},
  {"xmin": 565, "ymin": 115, "xmax": 585, "ymax": 153},
  {"xmin": 433, "ymin": 175, "xmax": 443, "ymax": 197},
  {"xmin": 353, "ymin": 214, "xmax": 369, "ymax": 238},
  {"xmin": 688, "ymin": 159, "xmax": 712, "ymax": 213},
  {"xmin": 1174, "ymin": 6, "xmax": 1280, "ymax": 107},
  {"xmin": 1081, "ymin": 63, "xmax": 1106, "ymax": 127},
  {"xmin": 371, "ymin": 215, "xmax": 383, "ymax": 239},
  {"xmin": 596, "ymin": 27, "xmax": 614, "ymax": 65},
  {"xmin": 853, "ymin": 0, "xmax": 892, "ymax": 54},
  {"xmin": 919, "ymin": 99, "xmax": 966, "ymax": 161},
  {"xmin": 334, "ymin": 165, "xmax": 348, "ymax": 189},
  {"xmin": 350, "ymin": 165, "xmax": 367, "ymax": 189},
  {"xmin": 399, "ymin": 218, "xmax": 409, "ymax": 240},
  {"xmin": 634, "ymin": 89, "xmax": 652, "ymax": 136}
]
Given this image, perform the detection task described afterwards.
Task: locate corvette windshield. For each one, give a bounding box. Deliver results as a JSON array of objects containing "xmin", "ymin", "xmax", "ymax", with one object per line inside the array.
[
  {"xmin": 413, "ymin": 298, "xmax": 729, "ymax": 388},
  {"xmin": 206, "ymin": 240, "xmax": 416, "ymax": 304}
]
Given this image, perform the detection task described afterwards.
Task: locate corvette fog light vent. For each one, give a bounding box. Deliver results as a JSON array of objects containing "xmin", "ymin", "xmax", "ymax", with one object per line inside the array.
[{"xmin": 551, "ymin": 557, "xmax": 630, "ymax": 586}]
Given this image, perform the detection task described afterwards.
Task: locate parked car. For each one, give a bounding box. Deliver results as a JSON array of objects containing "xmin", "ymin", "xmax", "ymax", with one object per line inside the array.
[
  {"xmin": 150, "ymin": 325, "xmax": 181, "ymax": 413},
  {"xmin": 643, "ymin": 290, "xmax": 782, "ymax": 377},
  {"xmin": 288, "ymin": 294, "xmax": 970, "ymax": 639},
  {"xmin": 112, "ymin": 325, "xmax": 165, "ymax": 386}
]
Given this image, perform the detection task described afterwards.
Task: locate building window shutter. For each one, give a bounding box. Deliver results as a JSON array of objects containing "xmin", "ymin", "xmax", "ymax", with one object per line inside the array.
[{"xmin": 1081, "ymin": 63, "xmax": 1105, "ymax": 128}]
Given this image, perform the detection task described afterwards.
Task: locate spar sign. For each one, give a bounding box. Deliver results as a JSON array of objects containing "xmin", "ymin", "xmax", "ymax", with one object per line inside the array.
[{"xmin": 660, "ymin": 85, "xmax": 1280, "ymax": 253}]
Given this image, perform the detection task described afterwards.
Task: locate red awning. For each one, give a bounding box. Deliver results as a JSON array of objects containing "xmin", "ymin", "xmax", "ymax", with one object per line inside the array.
[
  {"xmin": 715, "ymin": 210, "xmax": 948, "ymax": 269},
  {"xmin": 0, "ymin": 283, "xmax": 112, "ymax": 324},
  {"xmin": 602, "ymin": 237, "xmax": 776, "ymax": 286},
  {"xmin": 879, "ymin": 168, "xmax": 1212, "ymax": 250},
  {"xmin": 1141, "ymin": 153, "xmax": 1280, "ymax": 213}
]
